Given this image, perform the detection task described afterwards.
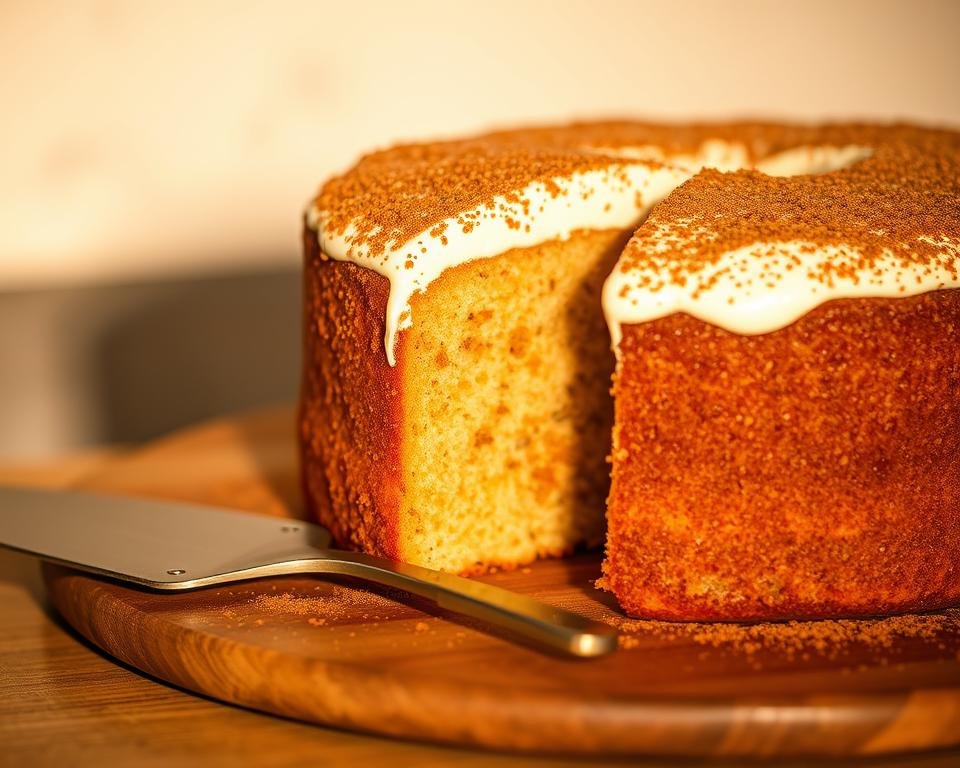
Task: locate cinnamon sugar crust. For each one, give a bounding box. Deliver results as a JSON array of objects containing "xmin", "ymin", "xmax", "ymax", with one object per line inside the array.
[
  {"xmin": 615, "ymin": 132, "xmax": 960, "ymax": 296},
  {"xmin": 300, "ymin": 228, "xmax": 403, "ymax": 558},
  {"xmin": 311, "ymin": 121, "xmax": 960, "ymax": 268},
  {"xmin": 604, "ymin": 290, "xmax": 960, "ymax": 621}
]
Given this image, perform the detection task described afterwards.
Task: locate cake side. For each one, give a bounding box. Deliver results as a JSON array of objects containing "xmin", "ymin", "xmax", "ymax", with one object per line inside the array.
[
  {"xmin": 300, "ymin": 227, "xmax": 404, "ymax": 558},
  {"xmin": 603, "ymin": 290, "xmax": 960, "ymax": 621}
]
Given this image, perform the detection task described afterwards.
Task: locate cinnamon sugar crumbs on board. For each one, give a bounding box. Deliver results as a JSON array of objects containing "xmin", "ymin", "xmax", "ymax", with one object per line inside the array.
[
  {"xmin": 611, "ymin": 610, "xmax": 960, "ymax": 659},
  {"xmin": 247, "ymin": 585, "xmax": 400, "ymax": 622},
  {"xmin": 251, "ymin": 593, "xmax": 331, "ymax": 616}
]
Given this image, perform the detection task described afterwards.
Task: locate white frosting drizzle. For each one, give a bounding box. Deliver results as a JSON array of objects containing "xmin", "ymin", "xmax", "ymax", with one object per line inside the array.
[
  {"xmin": 586, "ymin": 139, "xmax": 752, "ymax": 172},
  {"xmin": 308, "ymin": 142, "xmax": 957, "ymax": 365},
  {"xmin": 310, "ymin": 162, "xmax": 691, "ymax": 365},
  {"xmin": 755, "ymin": 144, "xmax": 873, "ymax": 176},
  {"xmin": 603, "ymin": 239, "xmax": 960, "ymax": 350},
  {"xmin": 602, "ymin": 144, "xmax": 959, "ymax": 349}
]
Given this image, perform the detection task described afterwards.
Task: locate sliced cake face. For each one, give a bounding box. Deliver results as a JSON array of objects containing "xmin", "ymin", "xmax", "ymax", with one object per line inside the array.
[
  {"xmin": 303, "ymin": 121, "xmax": 960, "ymax": 619},
  {"xmin": 302, "ymin": 229, "xmax": 625, "ymax": 572},
  {"xmin": 397, "ymin": 230, "xmax": 626, "ymax": 572}
]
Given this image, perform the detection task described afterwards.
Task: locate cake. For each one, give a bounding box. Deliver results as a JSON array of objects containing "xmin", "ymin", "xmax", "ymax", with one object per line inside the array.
[{"xmin": 300, "ymin": 121, "xmax": 960, "ymax": 619}]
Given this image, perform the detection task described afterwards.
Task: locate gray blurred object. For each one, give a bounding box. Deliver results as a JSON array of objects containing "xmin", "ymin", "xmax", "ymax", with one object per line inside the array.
[{"xmin": 0, "ymin": 268, "xmax": 300, "ymax": 459}]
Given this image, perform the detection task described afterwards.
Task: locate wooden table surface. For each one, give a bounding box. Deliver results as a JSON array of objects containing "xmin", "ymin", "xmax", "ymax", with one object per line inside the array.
[{"xmin": 2, "ymin": 439, "xmax": 960, "ymax": 768}]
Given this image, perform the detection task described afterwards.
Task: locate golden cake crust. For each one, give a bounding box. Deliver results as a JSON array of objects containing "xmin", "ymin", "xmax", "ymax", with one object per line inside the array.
[{"xmin": 300, "ymin": 228, "xmax": 403, "ymax": 558}]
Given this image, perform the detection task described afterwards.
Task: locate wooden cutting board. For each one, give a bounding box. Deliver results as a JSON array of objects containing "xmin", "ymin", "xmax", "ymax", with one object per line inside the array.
[{"xmin": 45, "ymin": 407, "xmax": 960, "ymax": 758}]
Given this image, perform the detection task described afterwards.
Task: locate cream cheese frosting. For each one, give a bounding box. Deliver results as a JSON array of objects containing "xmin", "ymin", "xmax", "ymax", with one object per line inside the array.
[
  {"xmin": 309, "ymin": 159, "xmax": 692, "ymax": 365},
  {"xmin": 307, "ymin": 131, "xmax": 959, "ymax": 365},
  {"xmin": 602, "ymin": 238, "xmax": 960, "ymax": 350}
]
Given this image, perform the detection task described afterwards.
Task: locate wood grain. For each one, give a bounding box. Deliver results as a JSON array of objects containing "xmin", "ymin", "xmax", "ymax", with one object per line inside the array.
[{"xmin": 37, "ymin": 407, "xmax": 960, "ymax": 758}]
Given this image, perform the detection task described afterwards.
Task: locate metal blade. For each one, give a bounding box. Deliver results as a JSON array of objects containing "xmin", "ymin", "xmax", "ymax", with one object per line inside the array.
[
  {"xmin": 0, "ymin": 486, "xmax": 331, "ymax": 587},
  {"xmin": 0, "ymin": 486, "xmax": 618, "ymax": 656}
]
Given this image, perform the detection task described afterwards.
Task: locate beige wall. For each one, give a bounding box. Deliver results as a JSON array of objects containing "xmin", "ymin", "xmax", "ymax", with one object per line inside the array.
[
  {"xmin": 1, "ymin": 0, "xmax": 959, "ymax": 458},
  {"xmin": 2, "ymin": 0, "xmax": 959, "ymax": 288}
]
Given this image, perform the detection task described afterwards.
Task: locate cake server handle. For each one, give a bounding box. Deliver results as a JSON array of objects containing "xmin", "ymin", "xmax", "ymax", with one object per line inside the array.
[
  {"xmin": 0, "ymin": 486, "xmax": 617, "ymax": 658},
  {"xmin": 282, "ymin": 549, "xmax": 619, "ymax": 658}
]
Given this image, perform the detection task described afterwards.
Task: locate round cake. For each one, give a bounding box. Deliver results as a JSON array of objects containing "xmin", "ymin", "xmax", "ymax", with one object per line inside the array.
[{"xmin": 300, "ymin": 121, "xmax": 960, "ymax": 620}]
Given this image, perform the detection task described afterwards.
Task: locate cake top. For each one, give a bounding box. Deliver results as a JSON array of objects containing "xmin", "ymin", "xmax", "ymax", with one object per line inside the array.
[
  {"xmin": 306, "ymin": 121, "xmax": 960, "ymax": 364},
  {"xmin": 616, "ymin": 133, "xmax": 960, "ymax": 294},
  {"xmin": 313, "ymin": 138, "xmax": 631, "ymax": 263},
  {"xmin": 604, "ymin": 128, "xmax": 960, "ymax": 344},
  {"xmin": 311, "ymin": 122, "xmax": 957, "ymax": 260}
]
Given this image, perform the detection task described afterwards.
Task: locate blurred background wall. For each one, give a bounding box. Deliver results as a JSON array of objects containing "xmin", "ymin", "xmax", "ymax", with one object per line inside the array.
[{"xmin": 2, "ymin": 0, "xmax": 959, "ymax": 458}]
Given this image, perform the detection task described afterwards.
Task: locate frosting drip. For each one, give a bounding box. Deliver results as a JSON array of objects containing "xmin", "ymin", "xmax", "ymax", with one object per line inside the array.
[
  {"xmin": 603, "ymin": 239, "xmax": 960, "ymax": 350},
  {"xmin": 311, "ymin": 161, "xmax": 691, "ymax": 364},
  {"xmin": 307, "ymin": 125, "xmax": 960, "ymax": 364}
]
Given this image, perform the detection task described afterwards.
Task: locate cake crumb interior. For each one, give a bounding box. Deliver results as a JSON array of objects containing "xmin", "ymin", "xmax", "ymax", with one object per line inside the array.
[{"xmin": 399, "ymin": 229, "xmax": 629, "ymax": 572}]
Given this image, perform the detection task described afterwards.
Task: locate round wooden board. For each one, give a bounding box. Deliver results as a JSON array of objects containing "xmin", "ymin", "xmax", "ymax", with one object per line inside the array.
[{"xmin": 45, "ymin": 407, "xmax": 960, "ymax": 758}]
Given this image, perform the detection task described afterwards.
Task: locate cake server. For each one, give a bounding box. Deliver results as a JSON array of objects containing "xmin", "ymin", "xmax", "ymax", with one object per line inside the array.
[{"xmin": 0, "ymin": 486, "xmax": 617, "ymax": 657}]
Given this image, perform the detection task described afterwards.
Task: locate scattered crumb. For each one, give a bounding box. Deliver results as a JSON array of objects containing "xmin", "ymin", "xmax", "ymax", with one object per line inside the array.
[{"xmin": 611, "ymin": 609, "xmax": 960, "ymax": 660}]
